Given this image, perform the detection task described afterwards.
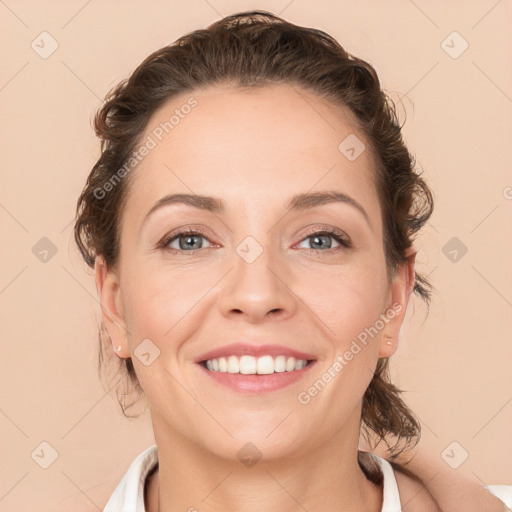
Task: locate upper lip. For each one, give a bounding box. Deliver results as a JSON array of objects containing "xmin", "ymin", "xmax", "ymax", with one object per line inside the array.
[{"xmin": 194, "ymin": 343, "xmax": 317, "ymax": 363}]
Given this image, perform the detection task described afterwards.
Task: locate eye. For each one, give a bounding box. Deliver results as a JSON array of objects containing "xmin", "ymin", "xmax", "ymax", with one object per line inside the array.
[
  {"xmin": 158, "ymin": 228, "xmax": 213, "ymax": 253},
  {"xmin": 296, "ymin": 226, "xmax": 351, "ymax": 252},
  {"xmin": 157, "ymin": 225, "xmax": 352, "ymax": 254}
]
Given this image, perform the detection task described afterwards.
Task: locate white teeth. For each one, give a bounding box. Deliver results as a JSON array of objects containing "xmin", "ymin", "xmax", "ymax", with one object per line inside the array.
[
  {"xmin": 240, "ymin": 355, "xmax": 257, "ymax": 374},
  {"xmin": 218, "ymin": 356, "xmax": 228, "ymax": 372},
  {"xmin": 203, "ymin": 355, "xmax": 310, "ymax": 374},
  {"xmin": 295, "ymin": 359, "xmax": 306, "ymax": 370},
  {"xmin": 227, "ymin": 355, "xmax": 239, "ymax": 373},
  {"xmin": 257, "ymin": 355, "xmax": 274, "ymax": 375},
  {"xmin": 274, "ymin": 355, "xmax": 286, "ymax": 372}
]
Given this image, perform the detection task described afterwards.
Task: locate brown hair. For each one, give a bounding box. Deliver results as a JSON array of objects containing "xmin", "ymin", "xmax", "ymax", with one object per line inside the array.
[{"xmin": 74, "ymin": 10, "xmax": 434, "ymax": 458}]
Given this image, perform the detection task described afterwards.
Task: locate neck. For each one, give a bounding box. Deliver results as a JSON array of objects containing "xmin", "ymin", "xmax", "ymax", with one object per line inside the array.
[{"xmin": 145, "ymin": 415, "xmax": 383, "ymax": 512}]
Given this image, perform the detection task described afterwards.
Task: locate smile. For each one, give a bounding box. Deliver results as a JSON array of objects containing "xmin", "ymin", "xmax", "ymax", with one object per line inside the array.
[
  {"xmin": 203, "ymin": 355, "xmax": 311, "ymax": 374},
  {"xmin": 197, "ymin": 356, "xmax": 317, "ymax": 394}
]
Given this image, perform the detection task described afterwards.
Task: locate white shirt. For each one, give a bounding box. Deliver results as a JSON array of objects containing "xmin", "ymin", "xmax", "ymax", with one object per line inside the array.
[{"xmin": 104, "ymin": 445, "xmax": 512, "ymax": 512}]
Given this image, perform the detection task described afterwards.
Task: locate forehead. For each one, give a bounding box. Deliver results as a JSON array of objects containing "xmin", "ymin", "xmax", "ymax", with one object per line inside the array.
[{"xmin": 123, "ymin": 83, "xmax": 381, "ymax": 230}]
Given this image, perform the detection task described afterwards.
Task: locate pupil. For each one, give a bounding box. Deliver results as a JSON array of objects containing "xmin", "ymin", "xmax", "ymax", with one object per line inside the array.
[
  {"xmin": 180, "ymin": 235, "xmax": 201, "ymax": 250},
  {"xmin": 312, "ymin": 235, "xmax": 331, "ymax": 250}
]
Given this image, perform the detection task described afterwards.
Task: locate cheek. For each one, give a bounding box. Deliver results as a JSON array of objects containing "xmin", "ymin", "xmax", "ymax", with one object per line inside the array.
[
  {"xmin": 120, "ymin": 263, "xmax": 217, "ymax": 360},
  {"xmin": 302, "ymin": 264, "xmax": 389, "ymax": 342},
  {"xmin": 299, "ymin": 270, "xmax": 388, "ymax": 415},
  {"xmin": 118, "ymin": 267, "xmax": 207, "ymax": 403},
  {"xmin": 120, "ymin": 231, "xmax": 390, "ymax": 341}
]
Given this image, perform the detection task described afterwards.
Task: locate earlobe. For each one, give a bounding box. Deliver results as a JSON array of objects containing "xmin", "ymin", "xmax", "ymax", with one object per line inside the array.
[
  {"xmin": 94, "ymin": 256, "xmax": 130, "ymax": 358},
  {"xmin": 378, "ymin": 333, "xmax": 398, "ymax": 359}
]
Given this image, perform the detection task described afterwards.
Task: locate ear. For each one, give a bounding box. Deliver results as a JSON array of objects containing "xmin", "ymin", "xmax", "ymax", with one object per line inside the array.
[
  {"xmin": 94, "ymin": 255, "xmax": 130, "ymax": 358},
  {"xmin": 378, "ymin": 247, "xmax": 417, "ymax": 358}
]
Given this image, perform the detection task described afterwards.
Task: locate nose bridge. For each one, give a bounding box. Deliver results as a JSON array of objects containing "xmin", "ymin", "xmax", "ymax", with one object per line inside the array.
[{"xmin": 218, "ymin": 230, "xmax": 297, "ymax": 321}]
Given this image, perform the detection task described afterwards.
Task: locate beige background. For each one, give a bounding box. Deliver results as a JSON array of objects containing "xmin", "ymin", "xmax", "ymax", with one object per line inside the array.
[{"xmin": 1, "ymin": 0, "xmax": 511, "ymax": 510}]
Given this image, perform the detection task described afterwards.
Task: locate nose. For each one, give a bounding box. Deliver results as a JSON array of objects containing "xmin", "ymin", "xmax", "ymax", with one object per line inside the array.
[{"xmin": 218, "ymin": 243, "xmax": 298, "ymax": 324}]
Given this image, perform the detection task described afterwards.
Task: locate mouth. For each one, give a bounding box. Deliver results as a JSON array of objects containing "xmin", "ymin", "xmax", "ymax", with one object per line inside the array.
[
  {"xmin": 199, "ymin": 355, "xmax": 315, "ymax": 374},
  {"xmin": 196, "ymin": 355, "xmax": 317, "ymax": 394}
]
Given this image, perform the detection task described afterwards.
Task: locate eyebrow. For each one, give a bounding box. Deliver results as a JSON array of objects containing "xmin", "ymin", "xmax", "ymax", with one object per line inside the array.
[{"xmin": 140, "ymin": 190, "xmax": 372, "ymax": 231}]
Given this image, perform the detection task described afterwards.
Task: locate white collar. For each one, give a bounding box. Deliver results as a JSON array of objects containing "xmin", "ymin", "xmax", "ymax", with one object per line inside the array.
[{"xmin": 104, "ymin": 445, "xmax": 402, "ymax": 511}]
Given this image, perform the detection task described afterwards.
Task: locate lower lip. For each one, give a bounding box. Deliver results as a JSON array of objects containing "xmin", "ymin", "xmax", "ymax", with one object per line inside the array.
[{"xmin": 197, "ymin": 361, "xmax": 317, "ymax": 394}]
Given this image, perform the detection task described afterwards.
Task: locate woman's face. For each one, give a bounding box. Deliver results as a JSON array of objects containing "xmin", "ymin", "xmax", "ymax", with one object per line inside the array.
[{"xmin": 97, "ymin": 83, "xmax": 412, "ymax": 460}]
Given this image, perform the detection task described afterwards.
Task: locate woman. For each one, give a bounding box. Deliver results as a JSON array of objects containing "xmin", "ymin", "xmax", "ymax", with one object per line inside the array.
[{"xmin": 74, "ymin": 11, "xmax": 510, "ymax": 512}]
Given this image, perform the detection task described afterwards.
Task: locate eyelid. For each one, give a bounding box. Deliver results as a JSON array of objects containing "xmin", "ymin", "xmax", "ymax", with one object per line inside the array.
[
  {"xmin": 296, "ymin": 224, "xmax": 352, "ymax": 250},
  {"xmin": 157, "ymin": 223, "xmax": 352, "ymax": 253},
  {"xmin": 156, "ymin": 226, "xmax": 215, "ymax": 251}
]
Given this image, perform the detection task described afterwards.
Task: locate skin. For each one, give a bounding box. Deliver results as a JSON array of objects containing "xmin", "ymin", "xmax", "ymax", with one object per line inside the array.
[
  {"xmin": 94, "ymin": 84, "xmax": 505, "ymax": 512},
  {"xmin": 365, "ymin": 439, "xmax": 508, "ymax": 512}
]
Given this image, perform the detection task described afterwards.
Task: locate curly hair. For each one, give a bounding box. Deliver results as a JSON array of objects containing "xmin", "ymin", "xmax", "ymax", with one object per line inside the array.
[{"xmin": 74, "ymin": 10, "xmax": 434, "ymax": 459}]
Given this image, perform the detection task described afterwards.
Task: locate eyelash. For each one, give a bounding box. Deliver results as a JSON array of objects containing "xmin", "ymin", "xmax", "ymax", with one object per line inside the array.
[
  {"xmin": 157, "ymin": 226, "xmax": 352, "ymax": 255},
  {"xmin": 301, "ymin": 226, "xmax": 352, "ymax": 252}
]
